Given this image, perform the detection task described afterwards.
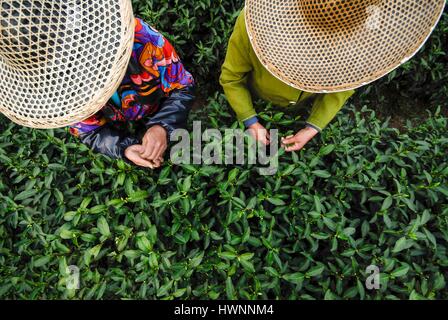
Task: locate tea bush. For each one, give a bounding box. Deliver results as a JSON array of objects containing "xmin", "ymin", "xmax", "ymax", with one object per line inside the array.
[
  {"xmin": 0, "ymin": 98, "xmax": 447, "ymax": 299},
  {"xmin": 0, "ymin": 1, "xmax": 447, "ymax": 300}
]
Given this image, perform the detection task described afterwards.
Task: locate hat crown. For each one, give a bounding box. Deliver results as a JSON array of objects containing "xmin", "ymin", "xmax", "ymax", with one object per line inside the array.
[
  {"xmin": 0, "ymin": 0, "xmax": 135, "ymax": 129},
  {"xmin": 301, "ymin": 0, "xmax": 382, "ymax": 30},
  {"xmin": 0, "ymin": 0, "xmax": 79, "ymax": 70},
  {"xmin": 245, "ymin": 0, "xmax": 446, "ymax": 92}
]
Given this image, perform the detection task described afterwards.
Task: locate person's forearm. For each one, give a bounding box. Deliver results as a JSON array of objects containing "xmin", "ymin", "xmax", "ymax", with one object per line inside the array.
[
  {"xmin": 79, "ymin": 125, "xmax": 140, "ymax": 159},
  {"xmin": 306, "ymin": 90, "xmax": 355, "ymax": 131}
]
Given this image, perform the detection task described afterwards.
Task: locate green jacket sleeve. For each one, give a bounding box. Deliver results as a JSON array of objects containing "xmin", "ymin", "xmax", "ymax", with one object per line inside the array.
[
  {"xmin": 306, "ymin": 90, "xmax": 355, "ymax": 131},
  {"xmin": 219, "ymin": 11, "xmax": 257, "ymax": 122}
]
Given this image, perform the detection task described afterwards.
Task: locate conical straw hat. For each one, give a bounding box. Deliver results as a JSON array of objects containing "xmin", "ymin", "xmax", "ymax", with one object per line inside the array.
[
  {"xmin": 245, "ymin": 0, "xmax": 446, "ymax": 93},
  {"xmin": 0, "ymin": 0, "xmax": 134, "ymax": 129}
]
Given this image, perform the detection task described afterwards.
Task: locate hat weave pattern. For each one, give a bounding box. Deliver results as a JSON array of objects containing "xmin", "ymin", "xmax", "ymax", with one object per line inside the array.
[
  {"xmin": 245, "ymin": 0, "xmax": 446, "ymax": 93},
  {"xmin": 0, "ymin": 0, "xmax": 134, "ymax": 129}
]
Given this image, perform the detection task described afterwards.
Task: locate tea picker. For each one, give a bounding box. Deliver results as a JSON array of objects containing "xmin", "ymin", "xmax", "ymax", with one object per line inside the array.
[
  {"xmin": 220, "ymin": 0, "xmax": 446, "ymax": 151},
  {"xmin": 0, "ymin": 0, "xmax": 195, "ymax": 168}
]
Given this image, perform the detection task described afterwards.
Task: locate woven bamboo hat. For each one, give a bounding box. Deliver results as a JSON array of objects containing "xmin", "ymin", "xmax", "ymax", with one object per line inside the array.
[
  {"xmin": 0, "ymin": 0, "xmax": 134, "ymax": 129},
  {"xmin": 245, "ymin": 0, "xmax": 446, "ymax": 93}
]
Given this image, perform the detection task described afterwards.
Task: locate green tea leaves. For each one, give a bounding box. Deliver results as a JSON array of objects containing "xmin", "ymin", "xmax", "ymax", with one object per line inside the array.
[
  {"xmin": 306, "ymin": 265, "xmax": 325, "ymax": 277},
  {"xmin": 266, "ymin": 197, "xmax": 286, "ymax": 206},
  {"xmin": 283, "ymin": 272, "xmax": 305, "ymax": 284},
  {"xmin": 390, "ymin": 265, "xmax": 410, "ymax": 278},
  {"xmin": 33, "ymin": 256, "xmax": 51, "ymax": 268},
  {"xmin": 319, "ymin": 144, "xmax": 335, "ymax": 156},
  {"xmin": 393, "ymin": 237, "xmax": 414, "ymax": 253},
  {"xmin": 312, "ymin": 170, "xmax": 332, "ymax": 179},
  {"xmin": 128, "ymin": 190, "xmax": 150, "ymax": 203},
  {"xmin": 97, "ymin": 217, "xmax": 111, "ymax": 238},
  {"xmin": 14, "ymin": 189, "xmax": 38, "ymax": 201}
]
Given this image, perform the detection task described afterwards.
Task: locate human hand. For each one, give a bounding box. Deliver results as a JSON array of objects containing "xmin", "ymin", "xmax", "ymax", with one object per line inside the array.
[
  {"xmin": 281, "ymin": 127, "xmax": 319, "ymax": 152},
  {"xmin": 124, "ymin": 145, "xmax": 158, "ymax": 168},
  {"xmin": 248, "ymin": 122, "xmax": 270, "ymax": 145},
  {"xmin": 140, "ymin": 125, "xmax": 168, "ymax": 168}
]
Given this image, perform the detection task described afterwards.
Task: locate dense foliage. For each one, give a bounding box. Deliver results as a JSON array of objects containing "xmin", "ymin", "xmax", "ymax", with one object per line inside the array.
[{"xmin": 0, "ymin": 1, "xmax": 447, "ymax": 300}]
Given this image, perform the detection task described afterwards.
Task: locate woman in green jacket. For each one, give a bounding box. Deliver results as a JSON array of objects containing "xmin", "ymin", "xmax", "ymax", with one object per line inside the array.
[
  {"xmin": 220, "ymin": 9, "xmax": 355, "ymax": 151},
  {"xmin": 220, "ymin": 0, "xmax": 445, "ymax": 152}
]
